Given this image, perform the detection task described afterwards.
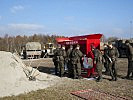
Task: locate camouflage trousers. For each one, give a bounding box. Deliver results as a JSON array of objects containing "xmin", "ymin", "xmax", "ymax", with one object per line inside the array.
[
  {"xmin": 54, "ymin": 61, "xmax": 59, "ymax": 75},
  {"xmin": 58, "ymin": 61, "xmax": 65, "ymax": 77},
  {"xmin": 67, "ymin": 61, "xmax": 73, "ymax": 78},
  {"xmin": 108, "ymin": 61, "xmax": 117, "ymax": 80},
  {"xmin": 72, "ymin": 63, "xmax": 81, "ymax": 79},
  {"xmin": 96, "ymin": 63, "xmax": 103, "ymax": 79},
  {"xmin": 104, "ymin": 60, "xmax": 109, "ymax": 73},
  {"xmin": 127, "ymin": 61, "xmax": 133, "ymax": 77}
]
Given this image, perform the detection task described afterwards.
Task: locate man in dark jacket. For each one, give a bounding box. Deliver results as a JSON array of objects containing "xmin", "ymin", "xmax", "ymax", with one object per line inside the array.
[
  {"xmin": 108, "ymin": 42, "xmax": 119, "ymax": 81},
  {"xmin": 71, "ymin": 44, "xmax": 83, "ymax": 79}
]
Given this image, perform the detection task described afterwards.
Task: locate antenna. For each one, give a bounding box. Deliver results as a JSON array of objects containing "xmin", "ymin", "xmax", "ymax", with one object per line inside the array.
[{"xmin": 130, "ymin": 20, "xmax": 132, "ymax": 39}]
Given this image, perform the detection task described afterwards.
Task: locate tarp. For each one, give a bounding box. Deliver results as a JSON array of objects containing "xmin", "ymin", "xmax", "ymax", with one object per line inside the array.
[{"xmin": 26, "ymin": 42, "xmax": 41, "ymax": 50}]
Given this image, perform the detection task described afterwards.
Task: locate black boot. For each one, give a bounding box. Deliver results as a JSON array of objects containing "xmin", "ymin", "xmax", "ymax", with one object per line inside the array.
[
  {"xmin": 110, "ymin": 77, "xmax": 115, "ymax": 81},
  {"xmin": 131, "ymin": 73, "xmax": 133, "ymax": 78},
  {"xmin": 96, "ymin": 77, "xmax": 102, "ymax": 82},
  {"xmin": 78, "ymin": 76, "xmax": 83, "ymax": 79},
  {"xmin": 114, "ymin": 77, "xmax": 117, "ymax": 81},
  {"xmin": 125, "ymin": 75, "xmax": 130, "ymax": 79}
]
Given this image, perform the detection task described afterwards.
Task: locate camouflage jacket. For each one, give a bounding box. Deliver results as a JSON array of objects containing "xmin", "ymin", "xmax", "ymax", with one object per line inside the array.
[
  {"xmin": 93, "ymin": 49, "xmax": 104, "ymax": 64},
  {"xmin": 103, "ymin": 47, "xmax": 109, "ymax": 59},
  {"xmin": 126, "ymin": 44, "xmax": 133, "ymax": 61},
  {"xmin": 66, "ymin": 48, "xmax": 73, "ymax": 61},
  {"xmin": 71, "ymin": 49, "xmax": 83, "ymax": 64},
  {"xmin": 108, "ymin": 47, "xmax": 119, "ymax": 62},
  {"xmin": 53, "ymin": 48, "xmax": 66, "ymax": 61}
]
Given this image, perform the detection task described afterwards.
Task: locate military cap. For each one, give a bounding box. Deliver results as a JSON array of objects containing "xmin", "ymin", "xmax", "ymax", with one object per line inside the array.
[
  {"xmin": 57, "ymin": 44, "xmax": 61, "ymax": 48},
  {"xmin": 125, "ymin": 40, "xmax": 130, "ymax": 43},
  {"xmin": 76, "ymin": 44, "xmax": 80, "ymax": 47},
  {"xmin": 91, "ymin": 44, "xmax": 95, "ymax": 49},
  {"xmin": 108, "ymin": 41, "xmax": 112, "ymax": 45},
  {"xmin": 70, "ymin": 45, "xmax": 73, "ymax": 48},
  {"xmin": 62, "ymin": 45, "xmax": 65, "ymax": 47},
  {"xmin": 104, "ymin": 42, "xmax": 108, "ymax": 46}
]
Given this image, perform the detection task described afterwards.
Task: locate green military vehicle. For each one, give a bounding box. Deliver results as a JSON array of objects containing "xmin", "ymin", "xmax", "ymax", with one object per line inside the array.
[
  {"xmin": 23, "ymin": 42, "xmax": 42, "ymax": 59},
  {"xmin": 114, "ymin": 39, "xmax": 133, "ymax": 57}
]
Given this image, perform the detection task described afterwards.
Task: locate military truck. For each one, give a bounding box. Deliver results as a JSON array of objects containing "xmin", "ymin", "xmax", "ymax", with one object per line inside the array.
[
  {"xmin": 114, "ymin": 39, "xmax": 133, "ymax": 58},
  {"xmin": 23, "ymin": 42, "xmax": 42, "ymax": 59}
]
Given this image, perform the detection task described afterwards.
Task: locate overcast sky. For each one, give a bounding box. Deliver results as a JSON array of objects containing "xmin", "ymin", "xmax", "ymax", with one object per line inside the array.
[{"xmin": 0, "ymin": 0, "xmax": 133, "ymax": 38}]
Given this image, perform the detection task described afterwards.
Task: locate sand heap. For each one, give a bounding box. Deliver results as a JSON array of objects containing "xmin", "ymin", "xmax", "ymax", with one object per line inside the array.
[{"xmin": 0, "ymin": 51, "xmax": 59, "ymax": 97}]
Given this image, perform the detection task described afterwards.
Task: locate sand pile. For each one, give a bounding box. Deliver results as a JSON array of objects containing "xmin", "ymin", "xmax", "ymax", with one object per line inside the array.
[{"xmin": 0, "ymin": 51, "xmax": 60, "ymax": 97}]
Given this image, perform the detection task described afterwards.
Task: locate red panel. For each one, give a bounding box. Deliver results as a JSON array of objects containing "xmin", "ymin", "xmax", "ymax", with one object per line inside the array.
[
  {"xmin": 56, "ymin": 37, "xmax": 70, "ymax": 42},
  {"xmin": 56, "ymin": 33, "xmax": 103, "ymax": 78},
  {"xmin": 70, "ymin": 33, "xmax": 102, "ymax": 40}
]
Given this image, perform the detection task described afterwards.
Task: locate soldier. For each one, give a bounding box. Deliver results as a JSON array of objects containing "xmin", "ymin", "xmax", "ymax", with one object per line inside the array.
[
  {"xmin": 58, "ymin": 45, "xmax": 67, "ymax": 77},
  {"xmin": 66, "ymin": 45, "xmax": 73, "ymax": 78},
  {"xmin": 71, "ymin": 44, "xmax": 83, "ymax": 79},
  {"xmin": 53, "ymin": 44, "xmax": 61, "ymax": 76},
  {"xmin": 108, "ymin": 42, "xmax": 119, "ymax": 81},
  {"xmin": 91, "ymin": 46, "xmax": 104, "ymax": 82},
  {"xmin": 103, "ymin": 43, "xmax": 110, "ymax": 74},
  {"xmin": 125, "ymin": 40, "xmax": 133, "ymax": 79}
]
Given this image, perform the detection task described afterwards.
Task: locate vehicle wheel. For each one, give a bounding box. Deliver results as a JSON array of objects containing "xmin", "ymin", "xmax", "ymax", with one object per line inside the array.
[
  {"xmin": 46, "ymin": 54, "xmax": 49, "ymax": 58},
  {"xmin": 38, "ymin": 55, "xmax": 40, "ymax": 59}
]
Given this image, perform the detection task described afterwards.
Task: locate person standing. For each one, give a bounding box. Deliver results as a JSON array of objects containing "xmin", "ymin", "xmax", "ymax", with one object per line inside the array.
[
  {"xmin": 91, "ymin": 46, "xmax": 104, "ymax": 82},
  {"xmin": 66, "ymin": 45, "xmax": 73, "ymax": 78},
  {"xmin": 103, "ymin": 43, "xmax": 110, "ymax": 74},
  {"xmin": 58, "ymin": 45, "xmax": 67, "ymax": 77},
  {"xmin": 53, "ymin": 44, "xmax": 61, "ymax": 76},
  {"xmin": 71, "ymin": 44, "xmax": 83, "ymax": 79},
  {"xmin": 108, "ymin": 42, "xmax": 119, "ymax": 81},
  {"xmin": 125, "ymin": 40, "xmax": 133, "ymax": 79}
]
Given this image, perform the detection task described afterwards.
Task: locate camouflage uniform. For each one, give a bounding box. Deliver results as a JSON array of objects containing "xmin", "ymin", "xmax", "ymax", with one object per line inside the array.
[
  {"xmin": 58, "ymin": 46, "xmax": 67, "ymax": 77},
  {"xmin": 103, "ymin": 46, "xmax": 109, "ymax": 74},
  {"xmin": 71, "ymin": 45, "xmax": 83, "ymax": 79},
  {"xmin": 66, "ymin": 45, "xmax": 73, "ymax": 78},
  {"xmin": 93, "ymin": 48, "xmax": 104, "ymax": 82},
  {"xmin": 53, "ymin": 47, "xmax": 61, "ymax": 75},
  {"xmin": 108, "ymin": 46, "xmax": 119, "ymax": 81},
  {"xmin": 125, "ymin": 41, "xmax": 133, "ymax": 78}
]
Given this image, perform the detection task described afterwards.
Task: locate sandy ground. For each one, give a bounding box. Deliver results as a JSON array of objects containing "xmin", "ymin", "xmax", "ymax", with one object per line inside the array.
[
  {"xmin": 0, "ymin": 52, "xmax": 60, "ymax": 98},
  {"xmin": 1, "ymin": 58, "xmax": 133, "ymax": 100}
]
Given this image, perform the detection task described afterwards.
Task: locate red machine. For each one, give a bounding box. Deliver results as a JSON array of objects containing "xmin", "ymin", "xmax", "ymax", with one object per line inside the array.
[{"xmin": 56, "ymin": 33, "xmax": 103, "ymax": 78}]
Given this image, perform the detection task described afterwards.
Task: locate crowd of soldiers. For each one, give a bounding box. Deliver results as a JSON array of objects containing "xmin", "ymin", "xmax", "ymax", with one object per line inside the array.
[
  {"xmin": 53, "ymin": 40, "xmax": 133, "ymax": 82},
  {"xmin": 53, "ymin": 44, "xmax": 83, "ymax": 79}
]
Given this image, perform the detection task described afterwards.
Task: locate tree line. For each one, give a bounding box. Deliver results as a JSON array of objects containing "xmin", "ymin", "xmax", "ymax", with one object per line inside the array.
[
  {"xmin": 0, "ymin": 33, "xmax": 122, "ymax": 54},
  {"xmin": 0, "ymin": 34, "xmax": 64, "ymax": 53}
]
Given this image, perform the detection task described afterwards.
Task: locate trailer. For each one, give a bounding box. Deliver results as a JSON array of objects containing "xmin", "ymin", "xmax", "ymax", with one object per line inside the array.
[{"xmin": 56, "ymin": 33, "xmax": 103, "ymax": 78}]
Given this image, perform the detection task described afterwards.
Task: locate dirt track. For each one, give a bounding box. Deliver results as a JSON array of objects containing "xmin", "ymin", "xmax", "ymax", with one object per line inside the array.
[{"xmin": 1, "ymin": 58, "xmax": 133, "ymax": 100}]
